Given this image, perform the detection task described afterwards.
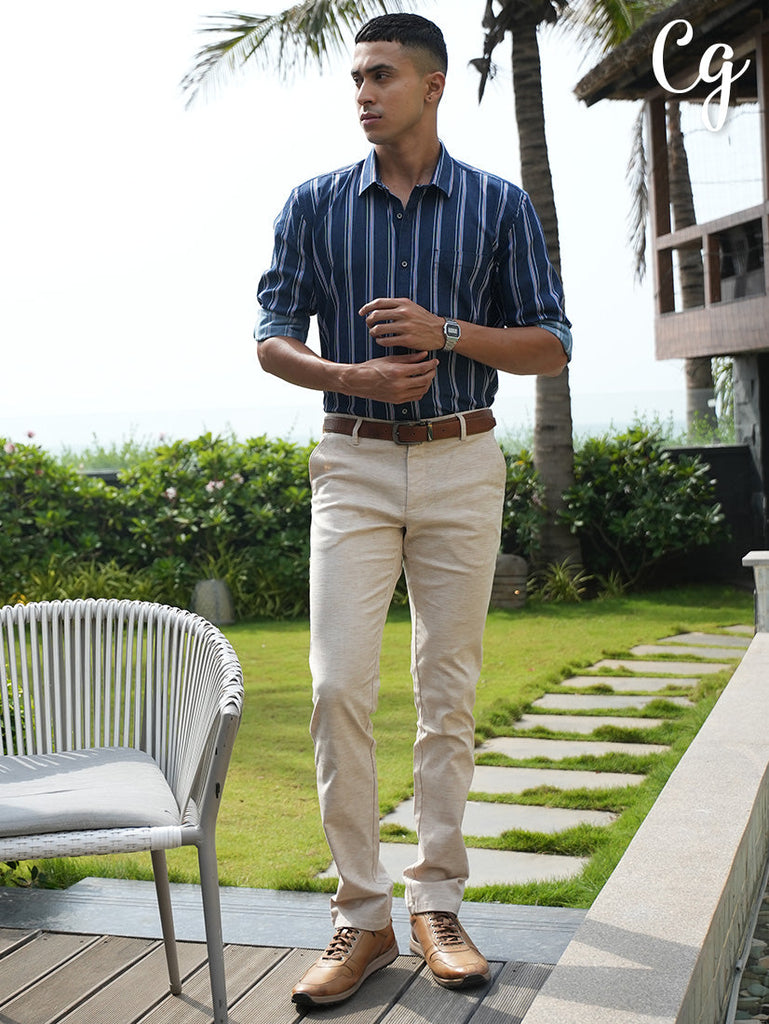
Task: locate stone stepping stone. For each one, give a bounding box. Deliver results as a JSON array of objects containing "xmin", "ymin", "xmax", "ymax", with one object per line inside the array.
[
  {"xmin": 471, "ymin": 764, "xmax": 644, "ymax": 793},
  {"xmin": 320, "ymin": 846, "xmax": 588, "ymax": 886},
  {"xmin": 479, "ymin": 737, "xmax": 669, "ymax": 758},
  {"xmin": 591, "ymin": 658, "xmax": 727, "ymax": 675},
  {"xmin": 381, "ymin": 798, "xmax": 616, "ymax": 837},
  {"xmin": 532, "ymin": 693, "xmax": 691, "ymax": 712},
  {"xmin": 725, "ymin": 624, "xmax": 754, "ymax": 635},
  {"xmin": 660, "ymin": 631, "xmax": 751, "ymax": 649},
  {"xmin": 630, "ymin": 644, "xmax": 743, "ymax": 659},
  {"xmin": 515, "ymin": 712, "xmax": 665, "ymax": 735},
  {"xmin": 565, "ymin": 675, "xmax": 695, "ymax": 692}
]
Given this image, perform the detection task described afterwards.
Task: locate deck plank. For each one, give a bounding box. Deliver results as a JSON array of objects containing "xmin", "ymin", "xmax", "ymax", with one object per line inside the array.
[
  {"xmin": 136, "ymin": 945, "xmax": 288, "ymax": 1024},
  {"xmin": 0, "ymin": 929, "xmax": 37, "ymax": 955},
  {"xmin": 226, "ymin": 947, "xmax": 316, "ymax": 1024},
  {"xmin": 470, "ymin": 961, "xmax": 553, "ymax": 1022},
  {"xmin": 0, "ymin": 931, "xmax": 98, "ymax": 1008},
  {"xmin": 56, "ymin": 941, "xmax": 210, "ymax": 1024},
  {"xmin": 0, "ymin": 928, "xmax": 555, "ymax": 1023},
  {"xmin": 1, "ymin": 935, "xmax": 156, "ymax": 1024},
  {"xmin": 379, "ymin": 960, "xmax": 504, "ymax": 1023}
]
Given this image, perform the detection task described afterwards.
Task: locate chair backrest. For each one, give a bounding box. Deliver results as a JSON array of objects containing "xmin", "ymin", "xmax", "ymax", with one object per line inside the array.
[{"xmin": 1, "ymin": 599, "xmax": 244, "ymax": 821}]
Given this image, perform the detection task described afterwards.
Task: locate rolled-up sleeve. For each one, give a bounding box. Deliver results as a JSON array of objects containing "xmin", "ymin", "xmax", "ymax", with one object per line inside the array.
[
  {"xmin": 499, "ymin": 191, "xmax": 572, "ymax": 361},
  {"xmin": 256, "ymin": 186, "xmax": 316, "ymax": 343}
]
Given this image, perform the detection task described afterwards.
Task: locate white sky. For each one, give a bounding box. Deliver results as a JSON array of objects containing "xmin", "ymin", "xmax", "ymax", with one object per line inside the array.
[{"xmin": 0, "ymin": 0, "xmax": 689, "ymax": 450}]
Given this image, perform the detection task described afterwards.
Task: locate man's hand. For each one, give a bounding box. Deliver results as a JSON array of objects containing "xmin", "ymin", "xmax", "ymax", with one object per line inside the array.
[
  {"xmin": 360, "ymin": 297, "xmax": 444, "ymax": 352},
  {"xmin": 338, "ymin": 351, "xmax": 439, "ymax": 404}
]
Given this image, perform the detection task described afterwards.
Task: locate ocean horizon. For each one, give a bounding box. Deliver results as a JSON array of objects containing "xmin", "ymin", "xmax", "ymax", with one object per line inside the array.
[{"xmin": 1, "ymin": 390, "xmax": 688, "ymax": 456}]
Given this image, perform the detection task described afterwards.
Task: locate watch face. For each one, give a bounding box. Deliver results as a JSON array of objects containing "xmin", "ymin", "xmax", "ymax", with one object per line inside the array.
[{"xmin": 445, "ymin": 321, "xmax": 461, "ymax": 340}]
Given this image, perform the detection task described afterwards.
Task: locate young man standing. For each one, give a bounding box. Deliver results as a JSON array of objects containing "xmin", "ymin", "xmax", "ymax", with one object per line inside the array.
[{"xmin": 256, "ymin": 13, "xmax": 571, "ymax": 1008}]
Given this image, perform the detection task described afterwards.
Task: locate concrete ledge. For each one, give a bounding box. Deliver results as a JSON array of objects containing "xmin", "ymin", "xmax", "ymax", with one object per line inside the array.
[{"xmin": 523, "ymin": 631, "xmax": 769, "ymax": 1024}]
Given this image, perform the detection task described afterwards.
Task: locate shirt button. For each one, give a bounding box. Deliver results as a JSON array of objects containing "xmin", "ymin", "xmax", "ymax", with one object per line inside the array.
[
  {"xmin": 401, "ymin": 260, "xmax": 408, "ymax": 268},
  {"xmin": 401, "ymin": 408, "xmax": 409, "ymax": 415},
  {"xmin": 396, "ymin": 212, "xmax": 403, "ymax": 220}
]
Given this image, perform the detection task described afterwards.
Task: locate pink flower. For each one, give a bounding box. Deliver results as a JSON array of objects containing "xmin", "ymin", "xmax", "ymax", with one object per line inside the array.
[
  {"xmin": 231, "ymin": 472, "xmax": 244, "ymax": 484},
  {"xmin": 163, "ymin": 487, "xmax": 177, "ymax": 501},
  {"xmin": 205, "ymin": 479, "xmax": 225, "ymax": 493},
  {"xmin": 26, "ymin": 430, "xmax": 35, "ymax": 439},
  {"xmin": 3, "ymin": 441, "xmax": 16, "ymax": 454}
]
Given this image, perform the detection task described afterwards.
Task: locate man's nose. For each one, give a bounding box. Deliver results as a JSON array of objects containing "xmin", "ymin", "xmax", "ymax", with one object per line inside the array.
[{"xmin": 356, "ymin": 80, "xmax": 374, "ymax": 105}]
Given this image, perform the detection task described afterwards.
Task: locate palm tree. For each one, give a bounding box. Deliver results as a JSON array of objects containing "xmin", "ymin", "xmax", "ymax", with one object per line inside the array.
[
  {"xmin": 182, "ymin": 0, "xmax": 583, "ymax": 566},
  {"xmin": 472, "ymin": 1, "xmax": 578, "ymax": 565}
]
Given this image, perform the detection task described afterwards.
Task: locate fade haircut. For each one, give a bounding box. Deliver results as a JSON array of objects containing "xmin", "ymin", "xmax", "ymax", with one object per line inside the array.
[{"xmin": 354, "ymin": 13, "xmax": 448, "ymax": 74}]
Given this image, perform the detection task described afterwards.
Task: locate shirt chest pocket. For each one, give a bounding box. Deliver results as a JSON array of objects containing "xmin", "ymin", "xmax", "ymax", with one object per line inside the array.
[{"xmin": 431, "ymin": 247, "xmax": 494, "ymax": 294}]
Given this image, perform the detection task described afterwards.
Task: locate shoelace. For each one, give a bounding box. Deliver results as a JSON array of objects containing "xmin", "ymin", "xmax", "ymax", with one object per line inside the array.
[
  {"xmin": 322, "ymin": 927, "xmax": 361, "ymax": 961},
  {"xmin": 427, "ymin": 912, "xmax": 465, "ymax": 948}
]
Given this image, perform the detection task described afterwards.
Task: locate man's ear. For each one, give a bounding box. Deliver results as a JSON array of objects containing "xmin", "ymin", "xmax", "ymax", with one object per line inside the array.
[{"xmin": 425, "ymin": 71, "xmax": 445, "ymax": 103}]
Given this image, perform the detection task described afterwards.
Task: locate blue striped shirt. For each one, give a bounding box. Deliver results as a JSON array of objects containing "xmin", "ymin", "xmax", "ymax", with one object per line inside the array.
[{"xmin": 256, "ymin": 144, "xmax": 571, "ymax": 421}]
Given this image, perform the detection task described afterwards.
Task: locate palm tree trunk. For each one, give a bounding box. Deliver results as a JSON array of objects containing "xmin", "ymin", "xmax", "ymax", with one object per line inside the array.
[
  {"xmin": 510, "ymin": 21, "xmax": 580, "ymax": 567},
  {"xmin": 667, "ymin": 102, "xmax": 716, "ymax": 430}
]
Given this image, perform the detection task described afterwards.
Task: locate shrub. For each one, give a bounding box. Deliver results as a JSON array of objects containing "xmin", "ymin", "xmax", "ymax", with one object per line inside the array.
[
  {"xmin": 117, "ymin": 433, "xmax": 313, "ymax": 617},
  {"xmin": 500, "ymin": 448, "xmax": 545, "ymax": 559},
  {"xmin": 0, "ymin": 440, "xmax": 127, "ymax": 598},
  {"xmin": 529, "ymin": 559, "xmax": 593, "ymax": 603},
  {"xmin": 560, "ymin": 425, "xmax": 726, "ymax": 586}
]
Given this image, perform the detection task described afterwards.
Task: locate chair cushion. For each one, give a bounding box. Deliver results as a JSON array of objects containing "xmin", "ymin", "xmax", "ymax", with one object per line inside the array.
[{"xmin": 0, "ymin": 747, "xmax": 181, "ymax": 837}]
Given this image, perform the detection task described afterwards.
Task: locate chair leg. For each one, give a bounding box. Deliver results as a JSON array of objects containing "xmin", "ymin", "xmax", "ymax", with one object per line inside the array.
[
  {"xmin": 197, "ymin": 837, "xmax": 228, "ymax": 1024},
  {"xmin": 151, "ymin": 849, "xmax": 182, "ymax": 995}
]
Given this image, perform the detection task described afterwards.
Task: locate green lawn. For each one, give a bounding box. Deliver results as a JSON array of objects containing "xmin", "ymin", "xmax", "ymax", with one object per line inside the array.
[{"xmin": 39, "ymin": 584, "xmax": 752, "ymax": 907}]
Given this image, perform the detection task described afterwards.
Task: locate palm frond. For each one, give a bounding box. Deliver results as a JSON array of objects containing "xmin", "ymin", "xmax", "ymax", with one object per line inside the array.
[
  {"xmin": 181, "ymin": 0, "xmax": 405, "ymax": 107},
  {"xmin": 472, "ymin": 0, "xmax": 569, "ymax": 103},
  {"xmin": 561, "ymin": 0, "xmax": 674, "ymax": 57},
  {"xmin": 626, "ymin": 103, "xmax": 648, "ymax": 283}
]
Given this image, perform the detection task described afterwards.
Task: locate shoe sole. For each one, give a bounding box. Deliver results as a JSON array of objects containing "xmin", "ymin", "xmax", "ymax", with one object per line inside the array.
[
  {"xmin": 409, "ymin": 937, "xmax": 491, "ymax": 989},
  {"xmin": 291, "ymin": 942, "xmax": 399, "ymax": 1007}
]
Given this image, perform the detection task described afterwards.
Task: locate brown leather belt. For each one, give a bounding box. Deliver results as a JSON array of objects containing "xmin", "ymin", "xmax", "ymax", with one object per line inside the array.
[{"xmin": 323, "ymin": 409, "xmax": 496, "ymax": 445}]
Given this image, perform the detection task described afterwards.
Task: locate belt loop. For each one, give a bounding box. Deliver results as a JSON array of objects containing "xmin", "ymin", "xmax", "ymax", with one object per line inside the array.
[
  {"xmin": 351, "ymin": 418, "xmax": 363, "ymax": 445},
  {"xmin": 457, "ymin": 412, "xmax": 468, "ymax": 441}
]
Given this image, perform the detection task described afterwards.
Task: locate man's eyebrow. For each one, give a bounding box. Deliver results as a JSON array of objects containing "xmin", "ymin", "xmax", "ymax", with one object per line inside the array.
[{"xmin": 350, "ymin": 61, "xmax": 398, "ymax": 78}]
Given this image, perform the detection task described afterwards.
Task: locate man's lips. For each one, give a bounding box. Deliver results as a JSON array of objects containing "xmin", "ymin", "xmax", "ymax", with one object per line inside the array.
[{"xmin": 360, "ymin": 112, "xmax": 381, "ymax": 126}]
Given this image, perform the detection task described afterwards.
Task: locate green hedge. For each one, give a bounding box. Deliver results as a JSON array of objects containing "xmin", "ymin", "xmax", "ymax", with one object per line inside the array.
[
  {"xmin": 0, "ymin": 425, "xmax": 725, "ymax": 617},
  {"xmin": 1, "ymin": 434, "xmax": 312, "ymax": 618}
]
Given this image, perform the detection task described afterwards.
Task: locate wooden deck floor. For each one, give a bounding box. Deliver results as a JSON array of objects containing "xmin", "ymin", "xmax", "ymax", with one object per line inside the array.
[{"xmin": 0, "ymin": 927, "xmax": 551, "ymax": 1024}]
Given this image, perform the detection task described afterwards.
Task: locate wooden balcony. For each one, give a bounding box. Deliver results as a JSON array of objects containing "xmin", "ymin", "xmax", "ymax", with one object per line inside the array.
[{"xmin": 653, "ymin": 202, "xmax": 769, "ymax": 360}]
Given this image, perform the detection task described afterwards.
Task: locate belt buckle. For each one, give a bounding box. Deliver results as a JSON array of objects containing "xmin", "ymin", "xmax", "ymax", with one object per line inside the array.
[{"xmin": 392, "ymin": 419, "xmax": 433, "ymax": 445}]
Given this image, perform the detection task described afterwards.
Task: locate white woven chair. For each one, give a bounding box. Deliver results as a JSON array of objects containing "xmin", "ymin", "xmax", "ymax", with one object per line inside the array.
[{"xmin": 0, "ymin": 598, "xmax": 244, "ymax": 1024}]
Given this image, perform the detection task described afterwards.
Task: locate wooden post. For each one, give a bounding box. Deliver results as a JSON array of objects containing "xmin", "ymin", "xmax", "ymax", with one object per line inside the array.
[{"xmin": 647, "ymin": 98, "xmax": 674, "ymax": 314}]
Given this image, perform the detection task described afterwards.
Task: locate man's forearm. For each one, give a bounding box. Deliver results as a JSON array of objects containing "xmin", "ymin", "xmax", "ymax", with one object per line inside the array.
[
  {"xmin": 257, "ymin": 335, "xmax": 337, "ymax": 392},
  {"xmin": 359, "ymin": 298, "xmax": 569, "ymax": 377},
  {"xmin": 453, "ymin": 322, "xmax": 568, "ymax": 377},
  {"xmin": 257, "ymin": 334, "xmax": 439, "ymax": 404}
]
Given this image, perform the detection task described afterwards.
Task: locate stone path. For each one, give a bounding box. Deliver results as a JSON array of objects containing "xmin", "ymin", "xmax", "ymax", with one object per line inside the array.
[{"xmin": 320, "ymin": 628, "xmax": 751, "ymax": 889}]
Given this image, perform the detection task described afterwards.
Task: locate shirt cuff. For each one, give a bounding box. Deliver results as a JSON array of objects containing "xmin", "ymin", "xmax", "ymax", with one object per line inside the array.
[
  {"xmin": 538, "ymin": 318, "xmax": 573, "ymax": 361},
  {"xmin": 255, "ymin": 307, "xmax": 311, "ymax": 343}
]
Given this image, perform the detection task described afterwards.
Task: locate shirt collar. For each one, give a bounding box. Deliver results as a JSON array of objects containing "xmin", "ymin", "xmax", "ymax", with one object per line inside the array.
[{"xmin": 358, "ymin": 142, "xmax": 454, "ymax": 198}]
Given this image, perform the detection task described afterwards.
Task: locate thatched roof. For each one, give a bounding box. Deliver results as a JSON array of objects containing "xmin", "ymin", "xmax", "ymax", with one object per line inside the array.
[{"xmin": 575, "ymin": 0, "xmax": 763, "ymax": 105}]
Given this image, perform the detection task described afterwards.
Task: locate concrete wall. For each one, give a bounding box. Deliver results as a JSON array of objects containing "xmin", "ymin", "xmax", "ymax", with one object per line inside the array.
[{"xmin": 523, "ymin": 633, "xmax": 769, "ymax": 1024}]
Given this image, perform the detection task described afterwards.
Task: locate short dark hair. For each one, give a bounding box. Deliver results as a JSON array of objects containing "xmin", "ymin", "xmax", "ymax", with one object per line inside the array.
[{"xmin": 355, "ymin": 14, "xmax": 448, "ymax": 74}]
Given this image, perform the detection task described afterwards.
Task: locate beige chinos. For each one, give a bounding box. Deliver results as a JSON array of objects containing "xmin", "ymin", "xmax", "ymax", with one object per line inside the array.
[{"xmin": 308, "ymin": 417, "xmax": 506, "ymax": 931}]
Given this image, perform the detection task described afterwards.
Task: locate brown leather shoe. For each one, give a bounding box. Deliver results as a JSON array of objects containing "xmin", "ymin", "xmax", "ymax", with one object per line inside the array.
[
  {"xmin": 291, "ymin": 923, "xmax": 398, "ymax": 1006},
  {"xmin": 409, "ymin": 911, "xmax": 490, "ymax": 988}
]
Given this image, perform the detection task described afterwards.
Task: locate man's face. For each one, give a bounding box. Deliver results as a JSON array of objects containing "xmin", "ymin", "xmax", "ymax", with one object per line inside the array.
[{"xmin": 350, "ymin": 40, "xmax": 441, "ymax": 147}]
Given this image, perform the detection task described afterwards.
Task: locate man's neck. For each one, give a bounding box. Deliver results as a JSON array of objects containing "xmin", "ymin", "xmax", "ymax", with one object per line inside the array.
[{"xmin": 375, "ymin": 136, "xmax": 442, "ymax": 207}]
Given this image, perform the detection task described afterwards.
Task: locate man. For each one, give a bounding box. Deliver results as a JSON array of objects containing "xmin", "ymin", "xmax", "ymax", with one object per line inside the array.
[{"xmin": 256, "ymin": 12, "xmax": 571, "ymax": 1008}]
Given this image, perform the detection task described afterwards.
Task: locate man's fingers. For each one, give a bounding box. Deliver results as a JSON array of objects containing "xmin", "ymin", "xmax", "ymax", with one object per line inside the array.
[
  {"xmin": 391, "ymin": 351, "xmax": 431, "ymax": 363},
  {"xmin": 359, "ymin": 297, "xmax": 399, "ymax": 317}
]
